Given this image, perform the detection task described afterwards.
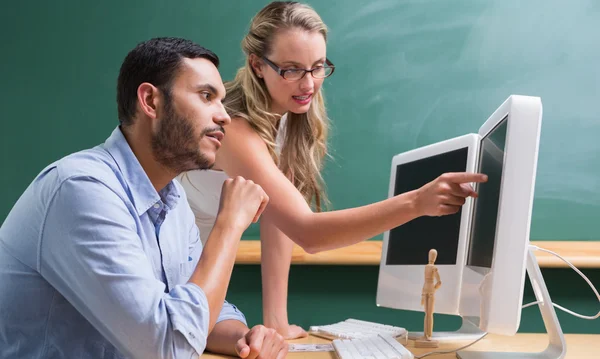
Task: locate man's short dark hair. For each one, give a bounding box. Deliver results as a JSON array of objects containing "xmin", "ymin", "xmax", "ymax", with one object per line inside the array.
[{"xmin": 117, "ymin": 37, "xmax": 219, "ymax": 126}]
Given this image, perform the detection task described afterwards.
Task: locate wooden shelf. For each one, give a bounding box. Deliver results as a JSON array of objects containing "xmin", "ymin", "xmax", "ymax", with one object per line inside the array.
[{"xmin": 235, "ymin": 240, "xmax": 600, "ymax": 268}]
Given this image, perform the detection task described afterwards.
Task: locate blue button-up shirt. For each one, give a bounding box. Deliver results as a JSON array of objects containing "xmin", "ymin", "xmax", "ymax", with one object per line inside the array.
[{"xmin": 0, "ymin": 127, "xmax": 246, "ymax": 359}]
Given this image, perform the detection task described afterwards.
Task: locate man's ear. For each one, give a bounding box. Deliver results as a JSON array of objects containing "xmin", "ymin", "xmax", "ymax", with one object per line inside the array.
[
  {"xmin": 137, "ymin": 83, "xmax": 161, "ymax": 119},
  {"xmin": 249, "ymin": 54, "xmax": 264, "ymax": 79}
]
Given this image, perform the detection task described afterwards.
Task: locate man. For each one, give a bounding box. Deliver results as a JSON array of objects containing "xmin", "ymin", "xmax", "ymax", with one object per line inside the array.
[{"xmin": 0, "ymin": 37, "xmax": 287, "ymax": 359}]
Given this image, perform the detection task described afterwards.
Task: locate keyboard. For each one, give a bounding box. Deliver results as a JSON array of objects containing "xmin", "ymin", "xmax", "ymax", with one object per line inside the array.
[
  {"xmin": 333, "ymin": 333, "xmax": 414, "ymax": 359},
  {"xmin": 310, "ymin": 318, "xmax": 407, "ymax": 340}
]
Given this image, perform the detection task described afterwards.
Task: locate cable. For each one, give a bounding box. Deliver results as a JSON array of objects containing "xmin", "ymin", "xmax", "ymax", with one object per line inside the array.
[
  {"xmin": 524, "ymin": 245, "xmax": 600, "ymax": 320},
  {"xmin": 412, "ymin": 245, "xmax": 597, "ymax": 359},
  {"xmin": 414, "ymin": 333, "xmax": 488, "ymax": 359}
]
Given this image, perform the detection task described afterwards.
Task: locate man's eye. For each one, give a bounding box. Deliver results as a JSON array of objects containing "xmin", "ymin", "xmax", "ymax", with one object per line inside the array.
[{"xmin": 201, "ymin": 92, "xmax": 212, "ymax": 101}]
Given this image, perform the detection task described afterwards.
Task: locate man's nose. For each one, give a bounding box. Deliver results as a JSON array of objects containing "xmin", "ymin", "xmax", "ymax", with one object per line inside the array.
[{"xmin": 214, "ymin": 104, "xmax": 231, "ymax": 127}]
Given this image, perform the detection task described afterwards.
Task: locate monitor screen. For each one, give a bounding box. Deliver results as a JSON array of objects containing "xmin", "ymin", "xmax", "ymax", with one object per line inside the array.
[
  {"xmin": 467, "ymin": 116, "xmax": 509, "ymax": 268},
  {"xmin": 386, "ymin": 147, "xmax": 468, "ymax": 265}
]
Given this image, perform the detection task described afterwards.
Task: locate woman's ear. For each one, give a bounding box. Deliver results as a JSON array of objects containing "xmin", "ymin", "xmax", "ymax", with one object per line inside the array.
[{"xmin": 249, "ymin": 54, "xmax": 264, "ymax": 78}]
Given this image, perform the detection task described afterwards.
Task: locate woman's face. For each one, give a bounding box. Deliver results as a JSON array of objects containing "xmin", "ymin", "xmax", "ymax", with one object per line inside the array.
[{"xmin": 253, "ymin": 28, "xmax": 327, "ymax": 115}]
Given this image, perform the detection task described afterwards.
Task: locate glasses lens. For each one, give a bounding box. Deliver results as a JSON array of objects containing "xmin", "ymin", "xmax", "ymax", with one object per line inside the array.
[
  {"xmin": 283, "ymin": 69, "xmax": 305, "ymax": 80},
  {"xmin": 313, "ymin": 66, "xmax": 333, "ymax": 79}
]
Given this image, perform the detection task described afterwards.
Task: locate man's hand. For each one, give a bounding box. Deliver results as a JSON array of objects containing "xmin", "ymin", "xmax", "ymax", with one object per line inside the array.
[
  {"xmin": 216, "ymin": 176, "xmax": 269, "ymax": 231},
  {"xmin": 235, "ymin": 325, "xmax": 287, "ymax": 359},
  {"xmin": 414, "ymin": 172, "xmax": 488, "ymax": 217}
]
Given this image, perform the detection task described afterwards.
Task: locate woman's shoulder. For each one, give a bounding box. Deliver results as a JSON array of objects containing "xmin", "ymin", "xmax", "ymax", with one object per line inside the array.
[
  {"xmin": 229, "ymin": 116, "xmax": 254, "ymax": 131},
  {"xmin": 226, "ymin": 116, "xmax": 266, "ymax": 146},
  {"xmin": 217, "ymin": 116, "xmax": 278, "ymax": 173}
]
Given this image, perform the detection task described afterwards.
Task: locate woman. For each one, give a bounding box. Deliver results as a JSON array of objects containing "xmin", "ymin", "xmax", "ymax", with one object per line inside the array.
[{"xmin": 178, "ymin": 1, "xmax": 486, "ymax": 339}]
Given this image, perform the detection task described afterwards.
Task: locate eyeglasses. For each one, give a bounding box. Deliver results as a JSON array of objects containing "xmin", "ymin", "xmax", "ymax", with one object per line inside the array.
[{"xmin": 262, "ymin": 57, "xmax": 335, "ymax": 81}]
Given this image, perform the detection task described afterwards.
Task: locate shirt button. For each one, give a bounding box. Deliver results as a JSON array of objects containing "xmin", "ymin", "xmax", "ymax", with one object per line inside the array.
[{"xmin": 153, "ymin": 203, "xmax": 160, "ymax": 209}]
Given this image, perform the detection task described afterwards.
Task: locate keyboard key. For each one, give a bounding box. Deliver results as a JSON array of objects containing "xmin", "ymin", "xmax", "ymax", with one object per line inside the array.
[
  {"xmin": 333, "ymin": 334, "xmax": 413, "ymax": 359},
  {"xmin": 310, "ymin": 318, "xmax": 407, "ymax": 341}
]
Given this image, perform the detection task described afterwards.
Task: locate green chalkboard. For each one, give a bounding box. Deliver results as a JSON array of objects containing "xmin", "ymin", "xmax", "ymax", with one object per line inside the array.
[{"xmin": 1, "ymin": 0, "xmax": 598, "ymax": 240}]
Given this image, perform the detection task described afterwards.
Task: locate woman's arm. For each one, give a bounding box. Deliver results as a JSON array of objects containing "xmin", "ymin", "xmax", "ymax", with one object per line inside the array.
[
  {"xmin": 260, "ymin": 211, "xmax": 307, "ymax": 339},
  {"xmin": 217, "ymin": 118, "xmax": 486, "ymax": 254}
]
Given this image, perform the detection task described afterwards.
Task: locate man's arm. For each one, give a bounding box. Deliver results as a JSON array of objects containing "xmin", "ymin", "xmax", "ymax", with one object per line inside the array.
[
  {"xmin": 206, "ymin": 320, "xmax": 249, "ymax": 356},
  {"xmin": 188, "ymin": 176, "xmax": 269, "ymax": 333}
]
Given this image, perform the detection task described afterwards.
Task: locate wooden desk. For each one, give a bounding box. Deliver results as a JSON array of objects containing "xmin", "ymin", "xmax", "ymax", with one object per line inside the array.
[
  {"xmin": 201, "ymin": 333, "xmax": 599, "ymax": 358},
  {"xmin": 235, "ymin": 241, "xmax": 600, "ymax": 268}
]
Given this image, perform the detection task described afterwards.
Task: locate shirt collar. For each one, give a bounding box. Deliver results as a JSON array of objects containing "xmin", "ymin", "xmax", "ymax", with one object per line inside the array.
[{"xmin": 103, "ymin": 126, "xmax": 180, "ymax": 216}]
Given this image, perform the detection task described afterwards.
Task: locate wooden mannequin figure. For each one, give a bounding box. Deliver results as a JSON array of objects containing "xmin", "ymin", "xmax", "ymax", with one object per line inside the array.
[{"xmin": 415, "ymin": 249, "xmax": 442, "ymax": 348}]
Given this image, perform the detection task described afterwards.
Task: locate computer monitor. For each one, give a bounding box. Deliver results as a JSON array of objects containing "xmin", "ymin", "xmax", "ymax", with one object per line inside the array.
[
  {"xmin": 458, "ymin": 95, "xmax": 541, "ymax": 335},
  {"xmin": 376, "ymin": 133, "xmax": 479, "ymax": 316},
  {"xmin": 377, "ymin": 95, "xmax": 566, "ymax": 358}
]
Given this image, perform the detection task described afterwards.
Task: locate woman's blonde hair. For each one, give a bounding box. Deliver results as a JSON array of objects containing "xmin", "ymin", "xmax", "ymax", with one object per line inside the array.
[{"xmin": 224, "ymin": 1, "xmax": 329, "ymax": 211}]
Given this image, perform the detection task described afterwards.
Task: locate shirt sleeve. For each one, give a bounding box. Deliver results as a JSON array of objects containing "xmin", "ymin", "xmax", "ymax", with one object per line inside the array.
[
  {"xmin": 218, "ymin": 301, "xmax": 247, "ymax": 325},
  {"xmin": 39, "ymin": 176, "xmax": 209, "ymax": 359}
]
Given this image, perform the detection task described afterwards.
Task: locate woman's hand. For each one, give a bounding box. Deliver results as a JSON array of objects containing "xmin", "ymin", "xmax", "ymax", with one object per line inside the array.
[
  {"xmin": 414, "ymin": 172, "xmax": 488, "ymax": 217},
  {"xmin": 278, "ymin": 324, "xmax": 308, "ymax": 340}
]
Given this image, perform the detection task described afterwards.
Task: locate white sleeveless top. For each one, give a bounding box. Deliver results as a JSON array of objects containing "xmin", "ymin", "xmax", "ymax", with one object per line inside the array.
[{"xmin": 177, "ymin": 114, "xmax": 288, "ymax": 244}]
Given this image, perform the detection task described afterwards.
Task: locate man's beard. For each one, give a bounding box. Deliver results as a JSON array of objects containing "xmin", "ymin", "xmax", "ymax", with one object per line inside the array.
[{"xmin": 151, "ymin": 96, "xmax": 222, "ymax": 174}]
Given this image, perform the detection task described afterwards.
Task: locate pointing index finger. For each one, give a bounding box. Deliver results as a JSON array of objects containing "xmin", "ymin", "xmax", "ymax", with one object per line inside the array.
[{"xmin": 443, "ymin": 172, "xmax": 488, "ymax": 184}]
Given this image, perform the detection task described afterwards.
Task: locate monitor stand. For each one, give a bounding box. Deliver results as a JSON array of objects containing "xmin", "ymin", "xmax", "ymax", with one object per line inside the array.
[
  {"xmin": 457, "ymin": 247, "xmax": 567, "ymax": 359},
  {"xmin": 407, "ymin": 316, "xmax": 484, "ymax": 342}
]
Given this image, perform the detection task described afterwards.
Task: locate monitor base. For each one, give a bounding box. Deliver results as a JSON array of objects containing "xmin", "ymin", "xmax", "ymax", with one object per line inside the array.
[
  {"xmin": 408, "ymin": 316, "xmax": 484, "ymax": 342},
  {"xmin": 457, "ymin": 248, "xmax": 566, "ymax": 359}
]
